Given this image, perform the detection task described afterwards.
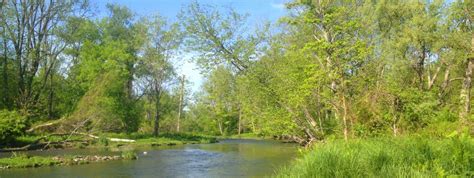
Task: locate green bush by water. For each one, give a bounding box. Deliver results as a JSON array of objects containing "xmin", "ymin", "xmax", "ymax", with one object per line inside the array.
[
  {"xmin": 276, "ymin": 136, "xmax": 473, "ymax": 177},
  {"xmin": 0, "ymin": 110, "xmax": 27, "ymax": 145},
  {"xmin": 121, "ymin": 150, "xmax": 137, "ymax": 160}
]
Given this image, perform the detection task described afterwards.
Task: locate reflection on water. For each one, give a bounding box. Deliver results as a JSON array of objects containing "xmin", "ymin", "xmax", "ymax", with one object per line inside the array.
[{"xmin": 0, "ymin": 139, "xmax": 298, "ymax": 178}]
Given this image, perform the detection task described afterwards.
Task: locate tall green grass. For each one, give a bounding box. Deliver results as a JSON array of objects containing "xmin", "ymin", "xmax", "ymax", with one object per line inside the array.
[
  {"xmin": 0, "ymin": 153, "xmax": 60, "ymax": 168},
  {"xmin": 121, "ymin": 150, "xmax": 137, "ymax": 160},
  {"xmin": 276, "ymin": 136, "xmax": 473, "ymax": 177}
]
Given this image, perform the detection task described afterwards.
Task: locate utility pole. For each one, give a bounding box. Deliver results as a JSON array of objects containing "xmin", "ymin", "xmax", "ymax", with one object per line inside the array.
[{"xmin": 177, "ymin": 75, "xmax": 185, "ymax": 132}]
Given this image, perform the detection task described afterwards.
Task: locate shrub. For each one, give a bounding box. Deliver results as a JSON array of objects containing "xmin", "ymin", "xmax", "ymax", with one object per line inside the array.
[
  {"xmin": 0, "ymin": 110, "xmax": 27, "ymax": 145},
  {"xmin": 98, "ymin": 136, "xmax": 109, "ymax": 146},
  {"xmin": 121, "ymin": 150, "xmax": 137, "ymax": 160}
]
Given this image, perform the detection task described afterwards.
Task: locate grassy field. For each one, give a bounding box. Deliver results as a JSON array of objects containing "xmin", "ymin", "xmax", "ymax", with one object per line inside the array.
[{"xmin": 276, "ymin": 135, "xmax": 473, "ymax": 177}]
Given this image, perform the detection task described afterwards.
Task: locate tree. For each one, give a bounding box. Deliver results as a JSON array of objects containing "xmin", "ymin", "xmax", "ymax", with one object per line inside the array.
[
  {"xmin": 448, "ymin": 0, "xmax": 473, "ymax": 129},
  {"xmin": 180, "ymin": 1, "xmax": 269, "ymax": 136},
  {"xmin": 137, "ymin": 16, "xmax": 181, "ymax": 136},
  {"xmin": 62, "ymin": 4, "xmax": 146, "ymax": 133},
  {"xmin": 281, "ymin": 0, "xmax": 371, "ymax": 140},
  {"xmin": 201, "ymin": 66, "xmax": 238, "ymax": 135},
  {"xmin": 0, "ymin": 0, "xmax": 87, "ymax": 116},
  {"xmin": 179, "ymin": 1, "xmax": 267, "ymax": 72},
  {"xmin": 176, "ymin": 75, "xmax": 185, "ymax": 133}
]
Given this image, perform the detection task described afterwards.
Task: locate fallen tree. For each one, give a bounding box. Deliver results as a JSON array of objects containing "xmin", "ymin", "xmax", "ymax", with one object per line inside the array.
[
  {"xmin": 76, "ymin": 133, "xmax": 135, "ymax": 143},
  {"xmin": 26, "ymin": 119, "xmax": 63, "ymax": 133},
  {"xmin": 1, "ymin": 131, "xmax": 135, "ymax": 152}
]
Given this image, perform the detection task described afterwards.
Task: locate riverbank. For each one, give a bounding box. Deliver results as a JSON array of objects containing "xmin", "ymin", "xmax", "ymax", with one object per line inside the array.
[
  {"xmin": 0, "ymin": 133, "xmax": 218, "ymax": 170},
  {"xmin": 96, "ymin": 133, "xmax": 218, "ymax": 148},
  {"xmin": 276, "ymin": 135, "xmax": 474, "ymax": 177},
  {"xmin": 219, "ymin": 133, "xmax": 299, "ymax": 143},
  {"xmin": 1, "ymin": 133, "xmax": 218, "ymax": 152},
  {"xmin": 219, "ymin": 133, "xmax": 266, "ymax": 140},
  {"xmin": 0, "ymin": 151, "xmax": 137, "ymax": 169}
]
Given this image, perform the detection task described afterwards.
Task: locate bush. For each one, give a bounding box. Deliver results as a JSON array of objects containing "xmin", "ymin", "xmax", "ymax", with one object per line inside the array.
[
  {"xmin": 0, "ymin": 110, "xmax": 27, "ymax": 145},
  {"xmin": 98, "ymin": 136, "xmax": 109, "ymax": 146},
  {"xmin": 121, "ymin": 150, "xmax": 137, "ymax": 160},
  {"xmin": 276, "ymin": 136, "xmax": 474, "ymax": 177}
]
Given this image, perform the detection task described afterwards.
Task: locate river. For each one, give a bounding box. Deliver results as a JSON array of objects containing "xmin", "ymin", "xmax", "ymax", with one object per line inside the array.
[{"xmin": 0, "ymin": 139, "xmax": 298, "ymax": 178}]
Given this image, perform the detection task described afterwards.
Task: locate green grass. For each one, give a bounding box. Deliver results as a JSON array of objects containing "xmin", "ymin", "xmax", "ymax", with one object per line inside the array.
[
  {"xmin": 121, "ymin": 150, "xmax": 137, "ymax": 160},
  {"xmin": 0, "ymin": 152, "xmax": 132, "ymax": 169},
  {"xmin": 276, "ymin": 135, "xmax": 473, "ymax": 177},
  {"xmin": 0, "ymin": 153, "xmax": 60, "ymax": 168}
]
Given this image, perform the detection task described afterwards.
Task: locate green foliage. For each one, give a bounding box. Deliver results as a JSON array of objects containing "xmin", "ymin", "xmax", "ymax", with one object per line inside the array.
[
  {"xmin": 0, "ymin": 153, "xmax": 60, "ymax": 168},
  {"xmin": 277, "ymin": 136, "xmax": 474, "ymax": 177},
  {"xmin": 98, "ymin": 136, "xmax": 109, "ymax": 146},
  {"xmin": 59, "ymin": 4, "xmax": 148, "ymax": 133},
  {"xmin": 0, "ymin": 0, "xmax": 472, "ymax": 153},
  {"xmin": 0, "ymin": 110, "xmax": 27, "ymax": 144},
  {"xmin": 121, "ymin": 150, "xmax": 137, "ymax": 160},
  {"xmin": 65, "ymin": 71, "xmax": 138, "ymax": 132},
  {"xmin": 179, "ymin": 1, "xmax": 267, "ymax": 72},
  {"xmin": 202, "ymin": 0, "xmax": 474, "ymax": 140}
]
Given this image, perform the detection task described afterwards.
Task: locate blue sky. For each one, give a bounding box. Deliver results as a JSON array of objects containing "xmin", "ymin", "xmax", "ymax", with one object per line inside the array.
[{"xmin": 89, "ymin": 0, "xmax": 289, "ymax": 94}]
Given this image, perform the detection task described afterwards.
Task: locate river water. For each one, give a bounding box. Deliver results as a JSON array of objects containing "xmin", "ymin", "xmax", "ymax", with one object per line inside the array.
[{"xmin": 0, "ymin": 139, "xmax": 298, "ymax": 178}]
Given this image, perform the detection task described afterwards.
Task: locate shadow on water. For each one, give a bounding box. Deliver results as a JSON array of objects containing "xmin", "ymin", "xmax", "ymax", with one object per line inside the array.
[{"xmin": 0, "ymin": 139, "xmax": 298, "ymax": 178}]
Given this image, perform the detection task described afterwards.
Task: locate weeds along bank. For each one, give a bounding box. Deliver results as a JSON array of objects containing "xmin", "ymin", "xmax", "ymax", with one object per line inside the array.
[{"xmin": 276, "ymin": 135, "xmax": 473, "ymax": 177}]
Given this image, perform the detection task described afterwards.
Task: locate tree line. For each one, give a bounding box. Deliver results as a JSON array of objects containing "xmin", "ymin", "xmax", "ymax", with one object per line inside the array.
[
  {"xmin": 0, "ymin": 0, "xmax": 187, "ymax": 142},
  {"xmin": 183, "ymin": 0, "xmax": 473, "ymax": 143},
  {"xmin": 0, "ymin": 0, "xmax": 472, "ymax": 144}
]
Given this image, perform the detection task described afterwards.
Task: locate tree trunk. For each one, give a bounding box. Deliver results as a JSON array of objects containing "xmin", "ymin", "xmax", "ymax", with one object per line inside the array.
[
  {"xmin": 218, "ymin": 120, "xmax": 224, "ymax": 135},
  {"xmin": 341, "ymin": 94, "xmax": 349, "ymax": 141},
  {"xmin": 392, "ymin": 115, "xmax": 398, "ymax": 136},
  {"xmin": 126, "ymin": 62, "xmax": 134, "ymax": 100},
  {"xmin": 439, "ymin": 67, "xmax": 451, "ymax": 103},
  {"xmin": 460, "ymin": 36, "xmax": 473, "ymax": 129},
  {"xmin": 47, "ymin": 72, "xmax": 54, "ymax": 119},
  {"xmin": 416, "ymin": 47, "xmax": 427, "ymax": 90},
  {"xmin": 177, "ymin": 75, "xmax": 185, "ymax": 133},
  {"xmin": 315, "ymin": 90, "xmax": 324, "ymax": 135},
  {"xmin": 302, "ymin": 106, "xmax": 320, "ymax": 137},
  {"xmin": 427, "ymin": 65, "xmax": 442, "ymax": 90},
  {"xmin": 238, "ymin": 106, "xmax": 242, "ymax": 135},
  {"xmin": 2, "ymin": 37, "xmax": 9, "ymax": 109},
  {"xmin": 281, "ymin": 102, "xmax": 316, "ymax": 142},
  {"xmin": 153, "ymin": 95, "xmax": 161, "ymax": 137},
  {"xmin": 392, "ymin": 97, "xmax": 401, "ymax": 136},
  {"xmin": 339, "ymin": 75, "xmax": 349, "ymax": 141}
]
